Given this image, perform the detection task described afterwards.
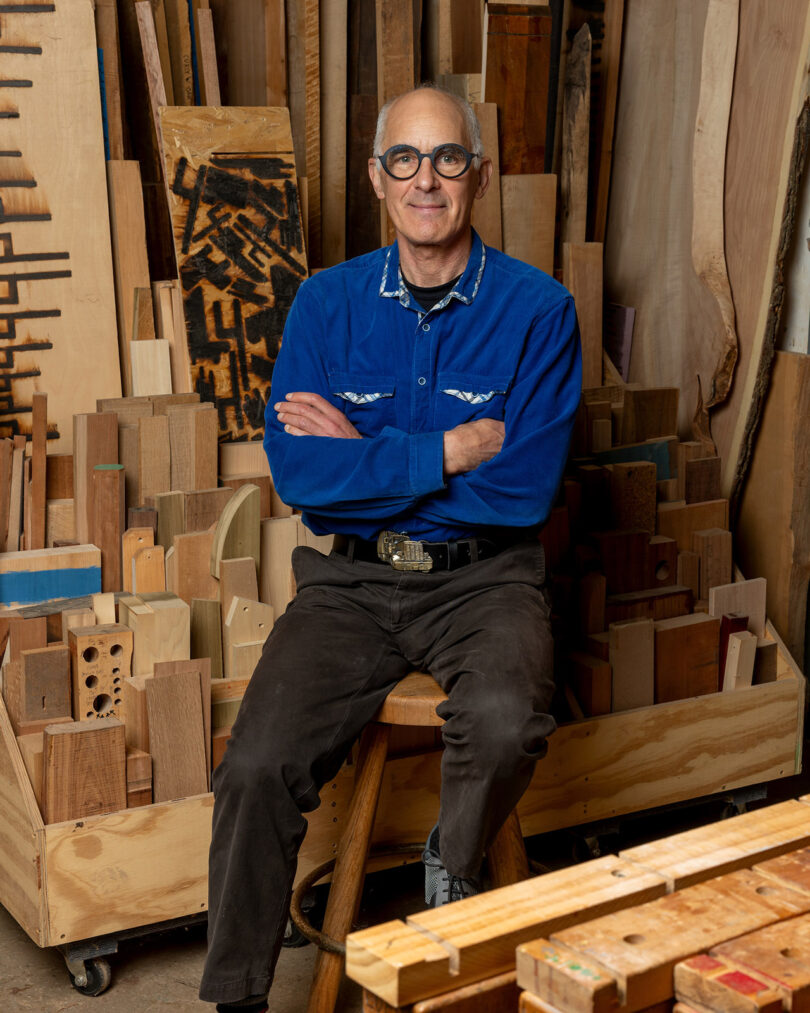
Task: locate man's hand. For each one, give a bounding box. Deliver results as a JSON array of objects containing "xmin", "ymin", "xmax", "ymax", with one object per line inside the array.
[
  {"xmin": 275, "ymin": 392, "xmax": 362, "ymax": 438},
  {"xmin": 443, "ymin": 418, "xmax": 505, "ymax": 476}
]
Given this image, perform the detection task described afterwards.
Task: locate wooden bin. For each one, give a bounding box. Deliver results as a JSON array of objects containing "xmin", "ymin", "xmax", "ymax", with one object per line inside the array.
[{"xmin": 0, "ymin": 625, "xmax": 802, "ymax": 951}]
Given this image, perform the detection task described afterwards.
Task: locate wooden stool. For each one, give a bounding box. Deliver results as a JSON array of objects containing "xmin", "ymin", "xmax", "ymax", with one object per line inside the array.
[{"xmin": 300, "ymin": 671, "xmax": 531, "ymax": 1013}]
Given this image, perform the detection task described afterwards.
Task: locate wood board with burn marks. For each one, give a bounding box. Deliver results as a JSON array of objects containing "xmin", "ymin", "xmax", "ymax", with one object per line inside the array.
[
  {"xmin": 0, "ymin": 0, "xmax": 122, "ymax": 452},
  {"xmin": 160, "ymin": 107, "xmax": 307, "ymax": 443}
]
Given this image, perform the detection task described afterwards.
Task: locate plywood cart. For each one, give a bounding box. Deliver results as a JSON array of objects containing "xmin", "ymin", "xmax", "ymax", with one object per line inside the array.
[{"xmin": 0, "ymin": 625, "xmax": 802, "ymax": 995}]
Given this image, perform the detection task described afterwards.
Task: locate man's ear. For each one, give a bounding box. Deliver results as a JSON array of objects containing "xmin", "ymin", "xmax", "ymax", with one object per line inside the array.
[
  {"xmin": 474, "ymin": 156, "xmax": 493, "ymax": 200},
  {"xmin": 368, "ymin": 157, "xmax": 386, "ymax": 200}
]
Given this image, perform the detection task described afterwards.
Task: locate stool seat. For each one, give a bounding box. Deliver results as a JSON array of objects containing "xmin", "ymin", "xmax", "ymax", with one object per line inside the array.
[{"xmin": 374, "ymin": 671, "xmax": 447, "ymax": 726}]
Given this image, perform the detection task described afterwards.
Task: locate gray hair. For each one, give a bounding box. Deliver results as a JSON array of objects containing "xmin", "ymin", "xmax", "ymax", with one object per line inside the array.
[{"xmin": 373, "ymin": 83, "xmax": 484, "ymax": 159}]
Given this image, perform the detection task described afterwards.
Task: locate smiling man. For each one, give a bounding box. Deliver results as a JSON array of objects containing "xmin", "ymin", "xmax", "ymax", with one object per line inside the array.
[{"xmin": 200, "ymin": 86, "xmax": 581, "ymax": 1013}]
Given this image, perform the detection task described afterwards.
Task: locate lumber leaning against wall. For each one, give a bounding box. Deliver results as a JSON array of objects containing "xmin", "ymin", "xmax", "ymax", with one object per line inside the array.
[{"xmin": 0, "ymin": 1, "xmax": 122, "ymax": 452}]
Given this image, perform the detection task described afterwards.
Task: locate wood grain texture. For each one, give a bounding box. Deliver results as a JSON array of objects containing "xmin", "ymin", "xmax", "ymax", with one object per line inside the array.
[
  {"xmin": 471, "ymin": 103, "xmax": 502, "ymax": 250},
  {"xmin": 320, "ymin": 0, "xmax": 348, "ymax": 267},
  {"xmin": 560, "ymin": 23, "xmax": 591, "ymax": 246},
  {"xmin": 0, "ymin": 1, "xmax": 122, "ymax": 453},
  {"xmin": 160, "ymin": 106, "xmax": 307, "ymax": 441},
  {"xmin": 563, "ymin": 242, "xmax": 603, "ymax": 388},
  {"xmin": 91, "ymin": 465, "xmax": 125, "ymax": 593},
  {"xmin": 42, "ymin": 718, "xmax": 127, "ymax": 825},
  {"xmin": 72, "ymin": 412, "xmax": 119, "ymax": 546},
  {"xmin": 195, "ymin": 8, "xmax": 221, "ymax": 105},
  {"xmin": 501, "ymin": 175, "xmax": 556, "ymax": 275},
  {"xmin": 145, "ymin": 668, "xmax": 208, "ymax": 802}
]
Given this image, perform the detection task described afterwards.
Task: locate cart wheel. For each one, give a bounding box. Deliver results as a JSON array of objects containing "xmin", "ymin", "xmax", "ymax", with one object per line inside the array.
[
  {"xmin": 282, "ymin": 916, "xmax": 310, "ymax": 948},
  {"xmin": 70, "ymin": 956, "xmax": 112, "ymax": 996}
]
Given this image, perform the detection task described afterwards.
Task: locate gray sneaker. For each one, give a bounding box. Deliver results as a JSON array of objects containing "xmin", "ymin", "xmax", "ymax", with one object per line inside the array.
[{"xmin": 422, "ymin": 823, "xmax": 481, "ymax": 907}]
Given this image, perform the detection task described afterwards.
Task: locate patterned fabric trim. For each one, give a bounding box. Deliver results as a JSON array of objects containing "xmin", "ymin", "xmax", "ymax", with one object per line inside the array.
[
  {"xmin": 441, "ymin": 389, "xmax": 499, "ymax": 404},
  {"xmin": 378, "ymin": 239, "xmax": 488, "ymax": 311},
  {"xmin": 334, "ymin": 391, "xmax": 393, "ymax": 405}
]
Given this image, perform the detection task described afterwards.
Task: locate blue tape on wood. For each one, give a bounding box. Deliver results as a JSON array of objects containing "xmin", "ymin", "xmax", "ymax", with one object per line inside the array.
[
  {"xmin": 0, "ymin": 566, "xmax": 101, "ymax": 606},
  {"xmin": 593, "ymin": 440, "xmax": 672, "ymax": 480}
]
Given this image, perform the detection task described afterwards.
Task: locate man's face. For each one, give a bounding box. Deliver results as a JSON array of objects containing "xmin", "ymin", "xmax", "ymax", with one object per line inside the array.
[{"xmin": 367, "ymin": 90, "xmax": 492, "ymax": 252}]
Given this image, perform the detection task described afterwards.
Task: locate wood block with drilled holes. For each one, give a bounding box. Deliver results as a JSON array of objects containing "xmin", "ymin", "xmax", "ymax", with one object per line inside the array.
[
  {"xmin": 120, "ymin": 594, "xmax": 190, "ymax": 677},
  {"xmin": 693, "ymin": 528, "xmax": 733, "ymax": 600},
  {"xmin": 154, "ymin": 657, "xmax": 211, "ymax": 788},
  {"xmin": 190, "ymin": 597, "xmax": 223, "ymax": 678},
  {"xmin": 184, "ymin": 487, "xmax": 233, "ymax": 532},
  {"xmin": 131, "ymin": 544, "xmax": 166, "ymax": 594},
  {"xmin": 122, "ymin": 527, "xmax": 155, "ymax": 593},
  {"xmin": 709, "ymin": 579, "xmax": 768, "ymax": 639},
  {"xmin": 68, "ymin": 624, "xmax": 133, "ymax": 722},
  {"xmin": 222, "ymin": 597, "xmax": 273, "ymax": 679},
  {"xmin": 657, "ymin": 500, "xmax": 729, "ymax": 554},
  {"xmin": 42, "ymin": 717, "xmax": 127, "ymax": 824},
  {"xmin": 654, "ymin": 612, "xmax": 720, "ymax": 702},
  {"xmin": 609, "ymin": 619, "xmax": 654, "ymax": 712},
  {"xmin": 674, "ymin": 954, "xmax": 783, "ymax": 1013},
  {"xmin": 712, "ymin": 914, "xmax": 810, "ymax": 1012},
  {"xmin": 549, "ymin": 869, "xmax": 810, "ymax": 1012},
  {"xmin": 146, "ymin": 668, "xmax": 208, "ymax": 802},
  {"xmin": 4, "ymin": 644, "xmax": 71, "ymax": 734}
]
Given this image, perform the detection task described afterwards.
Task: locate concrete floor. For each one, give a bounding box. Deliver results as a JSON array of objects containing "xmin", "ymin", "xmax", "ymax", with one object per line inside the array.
[{"xmin": 2, "ymin": 776, "xmax": 807, "ymax": 1013}]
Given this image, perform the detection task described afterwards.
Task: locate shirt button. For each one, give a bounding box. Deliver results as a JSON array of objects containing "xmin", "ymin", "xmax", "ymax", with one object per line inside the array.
[
  {"xmin": 422, "ymin": 323, "xmax": 430, "ymax": 332},
  {"xmin": 418, "ymin": 377, "xmax": 427, "ymax": 386}
]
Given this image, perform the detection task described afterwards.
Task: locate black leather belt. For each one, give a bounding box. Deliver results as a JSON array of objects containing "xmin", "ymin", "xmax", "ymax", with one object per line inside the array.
[{"xmin": 334, "ymin": 534, "xmax": 506, "ymax": 571}]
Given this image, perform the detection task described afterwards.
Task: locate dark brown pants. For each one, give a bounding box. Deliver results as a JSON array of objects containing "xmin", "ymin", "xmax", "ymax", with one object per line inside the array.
[{"xmin": 199, "ymin": 541, "xmax": 555, "ymax": 1004}]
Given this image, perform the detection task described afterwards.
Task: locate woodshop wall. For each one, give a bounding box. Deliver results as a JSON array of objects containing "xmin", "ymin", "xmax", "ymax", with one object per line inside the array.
[{"xmin": 1, "ymin": 0, "xmax": 809, "ymax": 665}]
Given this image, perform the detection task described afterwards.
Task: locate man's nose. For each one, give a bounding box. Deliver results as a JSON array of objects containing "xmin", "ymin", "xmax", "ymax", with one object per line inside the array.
[{"xmin": 413, "ymin": 155, "xmax": 440, "ymax": 189}]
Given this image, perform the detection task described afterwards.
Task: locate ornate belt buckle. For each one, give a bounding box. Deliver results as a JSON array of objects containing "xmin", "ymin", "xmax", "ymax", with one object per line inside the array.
[{"xmin": 376, "ymin": 531, "xmax": 433, "ymax": 572}]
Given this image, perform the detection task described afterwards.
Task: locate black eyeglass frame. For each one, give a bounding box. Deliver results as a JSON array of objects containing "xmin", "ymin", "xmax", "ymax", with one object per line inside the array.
[{"xmin": 374, "ymin": 143, "xmax": 483, "ymax": 180}]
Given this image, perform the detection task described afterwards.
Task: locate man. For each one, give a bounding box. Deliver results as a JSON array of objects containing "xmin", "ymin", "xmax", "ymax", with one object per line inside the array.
[{"xmin": 200, "ymin": 85, "xmax": 581, "ymax": 1012}]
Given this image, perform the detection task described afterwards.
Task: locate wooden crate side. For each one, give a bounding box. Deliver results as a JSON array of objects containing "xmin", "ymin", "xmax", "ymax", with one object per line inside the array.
[
  {"xmin": 0, "ymin": 698, "xmax": 45, "ymax": 945},
  {"xmin": 44, "ymin": 793, "xmax": 212, "ymax": 945}
]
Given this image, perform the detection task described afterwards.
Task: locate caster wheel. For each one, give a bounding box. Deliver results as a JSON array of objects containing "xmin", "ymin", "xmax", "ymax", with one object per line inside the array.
[{"xmin": 70, "ymin": 956, "xmax": 112, "ymax": 996}]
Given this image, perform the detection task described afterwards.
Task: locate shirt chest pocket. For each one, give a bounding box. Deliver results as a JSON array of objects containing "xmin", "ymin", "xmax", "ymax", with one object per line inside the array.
[
  {"xmin": 329, "ymin": 371, "xmax": 397, "ymax": 434},
  {"xmin": 435, "ymin": 371, "xmax": 512, "ymax": 425}
]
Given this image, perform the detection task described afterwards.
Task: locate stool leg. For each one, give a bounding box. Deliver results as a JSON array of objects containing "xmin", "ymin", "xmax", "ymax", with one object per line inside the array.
[
  {"xmin": 306, "ymin": 722, "xmax": 391, "ymax": 1013},
  {"xmin": 487, "ymin": 808, "xmax": 530, "ymax": 889}
]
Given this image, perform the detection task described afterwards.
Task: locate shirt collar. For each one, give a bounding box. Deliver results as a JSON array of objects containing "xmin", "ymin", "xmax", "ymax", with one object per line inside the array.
[{"xmin": 378, "ymin": 229, "xmax": 487, "ymax": 310}]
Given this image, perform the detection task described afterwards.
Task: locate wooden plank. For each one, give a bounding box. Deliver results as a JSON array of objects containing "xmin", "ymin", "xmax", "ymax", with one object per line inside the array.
[
  {"xmin": 4, "ymin": 644, "xmax": 71, "ymax": 735},
  {"xmin": 28, "ymin": 392, "xmax": 48, "ymax": 553},
  {"xmin": 482, "ymin": 6, "xmax": 553, "ymax": 175},
  {"xmin": 167, "ymin": 527, "xmax": 219, "ymax": 604},
  {"xmin": 610, "ymin": 461, "xmax": 656, "ymax": 534},
  {"xmin": 0, "ymin": 545, "xmax": 101, "ymax": 608},
  {"xmin": 131, "ymin": 545, "xmax": 166, "ymax": 594},
  {"xmin": 195, "ymin": 8, "xmax": 221, "ymax": 105},
  {"xmin": 517, "ymin": 938, "xmax": 621, "ymax": 1013},
  {"xmin": 222, "ymin": 596, "xmax": 273, "ymax": 678},
  {"xmin": 605, "ymin": 585, "xmax": 693, "ymax": 626},
  {"xmin": 320, "ymin": 0, "xmax": 348, "ymax": 267},
  {"xmin": 708, "ymin": 578, "xmax": 767, "ymax": 639},
  {"xmin": 119, "ymin": 594, "xmax": 190, "ymax": 677},
  {"xmin": 620, "ymin": 798, "xmax": 810, "ymax": 892},
  {"xmin": 145, "ymin": 668, "xmax": 208, "ymax": 802},
  {"xmin": 92, "ymin": 591, "xmax": 116, "ymax": 626},
  {"xmin": 106, "ymin": 160, "xmax": 153, "ymax": 397},
  {"xmin": 563, "ymin": 242, "xmax": 602, "ymax": 388},
  {"xmin": 122, "ymin": 527, "xmax": 155, "ymax": 593},
  {"xmin": 654, "ymin": 613, "xmax": 720, "ymax": 703},
  {"xmin": 219, "ymin": 557, "xmax": 259, "ymax": 619},
  {"xmin": 609, "ymin": 619, "xmax": 654, "ymax": 712},
  {"xmin": 190, "ymin": 597, "xmax": 223, "ymax": 678},
  {"xmin": 42, "ymin": 718, "xmax": 127, "ymax": 825},
  {"xmin": 0, "ymin": 2, "xmax": 122, "ymax": 453},
  {"xmin": 567, "ymin": 652, "xmax": 611, "ymax": 717},
  {"xmin": 164, "ymin": 0, "xmax": 195, "ymax": 104},
  {"xmin": 592, "ymin": 0, "xmax": 626, "ymax": 244},
  {"xmin": 5, "ymin": 438, "xmax": 24, "ymax": 552},
  {"xmin": 470, "ymin": 103, "xmax": 502, "ymax": 250},
  {"xmin": 153, "ymin": 657, "xmax": 211, "ymax": 789},
  {"xmin": 137, "ymin": 415, "xmax": 171, "ymax": 506},
  {"xmin": 560, "ymin": 24, "xmax": 591, "ymax": 246},
  {"xmin": 693, "ymin": 528, "xmax": 733, "ymax": 601},
  {"xmin": 44, "ymin": 794, "xmax": 212, "ymax": 945},
  {"xmin": 621, "ymin": 388, "xmax": 679, "ymax": 445},
  {"xmin": 501, "ymin": 175, "xmax": 556, "ymax": 275},
  {"xmin": 17, "ymin": 731, "xmax": 44, "ymax": 811},
  {"xmin": 72, "ymin": 412, "xmax": 119, "ymax": 546},
  {"xmin": 184, "ymin": 487, "xmax": 233, "ymax": 532},
  {"xmin": 674, "ymin": 952, "xmax": 784, "ymax": 1013},
  {"xmin": 160, "ymin": 106, "xmax": 307, "ymax": 440},
  {"xmin": 210, "ymin": 483, "xmax": 261, "ymax": 579},
  {"xmin": 737, "ymin": 352, "xmax": 810, "ymax": 665},
  {"xmin": 549, "ymin": 869, "xmax": 810, "ymax": 1012},
  {"xmin": 684, "ymin": 456, "xmax": 722, "ymax": 505},
  {"xmin": 219, "ymin": 474, "xmax": 270, "ymax": 518},
  {"xmin": 155, "ymin": 489, "xmax": 185, "ymax": 553},
  {"xmin": 130, "ymin": 340, "xmax": 172, "ymax": 397},
  {"xmin": 723, "ymin": 630, "xmax": 757, "ymax": 691},
  {"xmin": 91, "ymin": 465, "xmax": 125, "ymax": 593},
  {"xmin": 166, "ymin": 403, "xmax": 218, "ymax": 491},
  {"xmin": 259, "ymin": 515, "xmax": 300, "ymax": 620},
  {"xmin": 0, "ymin": 440, "xmax": 13, "ymax": 553},
  {"xmin": 657, "ymin": 500, "xmax": 729, "ymax": 555},
  {"xmin": 95, "ymin": 0, "xmax": 127, "ymax": 160}
]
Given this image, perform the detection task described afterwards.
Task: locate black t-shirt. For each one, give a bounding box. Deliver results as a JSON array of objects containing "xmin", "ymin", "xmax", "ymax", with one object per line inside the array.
[{"xmin": 402, "ymin": 273, "xmax": 462, "ymax": 312}]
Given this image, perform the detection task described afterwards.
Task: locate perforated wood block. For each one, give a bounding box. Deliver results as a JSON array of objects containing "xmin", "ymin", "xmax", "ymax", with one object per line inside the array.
[{"xmin": 68, "ymin": 624, "xmax": 133, "ymax": 722}]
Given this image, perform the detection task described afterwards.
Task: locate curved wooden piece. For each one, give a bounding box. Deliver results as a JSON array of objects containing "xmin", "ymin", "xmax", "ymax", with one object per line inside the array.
[
  {"xmin": 691, "ymin": 0, "xmax": 740, "ymax": 427},
  {"xmin": 375, "ymin": 672, "xmax": 447, "ymax": 728}
]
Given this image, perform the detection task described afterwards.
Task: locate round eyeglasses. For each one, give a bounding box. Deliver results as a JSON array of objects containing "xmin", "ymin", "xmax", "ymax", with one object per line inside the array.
[{"xmin": 375, "ymin": 143, "xmax": 481, "ymax": 180}]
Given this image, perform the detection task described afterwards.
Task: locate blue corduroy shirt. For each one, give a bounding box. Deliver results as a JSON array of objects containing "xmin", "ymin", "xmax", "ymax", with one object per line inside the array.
[{"xmin": 264, "ymin": 230, "xmax": 582, "ymax": 542}]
